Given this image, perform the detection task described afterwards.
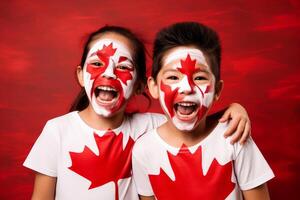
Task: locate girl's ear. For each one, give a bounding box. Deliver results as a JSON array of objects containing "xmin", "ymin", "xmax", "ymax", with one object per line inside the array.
[
  {"xmin": 214, "ymin": 80, "xmax": 224, "ymax": 101},
  {"xmin": 147, "ymin": 76, "xmax": 159, "ymax": 99},
  {"xmin": 77, "ymin": 66, "xmax": 84, "ymax": 87}
]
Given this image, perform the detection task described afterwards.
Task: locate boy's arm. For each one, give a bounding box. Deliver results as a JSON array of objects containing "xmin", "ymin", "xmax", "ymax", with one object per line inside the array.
[
  {"xmin": 139, "ymin": 195, "xmax": 156, "ymax": 200},
  {"xmin": 209, "ymin": 103, "xmax": 251, "ymax": 144},
  {"xmin": 242, "ymin": 183, "xmax": 270, "ymax": 200},
  {"xmin": 31, "ymin": 172, "xmax": 56, "ymax": 200}
]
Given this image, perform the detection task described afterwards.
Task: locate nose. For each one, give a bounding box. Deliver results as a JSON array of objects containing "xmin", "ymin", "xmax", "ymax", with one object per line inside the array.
[
  {"xmin": 101, "ymin": 59, "xmax": 116, "ymax": 79},
  {"xmin": 178, "ymin": 76, "xmax": 194, "ymax": 94}
]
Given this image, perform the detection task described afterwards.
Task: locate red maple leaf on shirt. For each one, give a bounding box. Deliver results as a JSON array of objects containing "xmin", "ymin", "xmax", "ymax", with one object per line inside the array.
[
  {"xmin": 149, "ymin": 145, "xmax": 235, "ymax": 200},
  {"xmin": 69, "ymin": 130, "xmax": 134, "ymax": 200}
]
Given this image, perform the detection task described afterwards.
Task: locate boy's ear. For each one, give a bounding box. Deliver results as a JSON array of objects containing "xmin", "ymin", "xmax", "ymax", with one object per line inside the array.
[
  {"xmin": 214, "ymin": 80, "xmax": 224, "ymax": 101},
  {"xmin": 147, "ymin": 76, "xmax": 159, "ymax": 99},
  {"xmin": 77, "ymin": 66, "xmax": 84, "ymax": 87}
]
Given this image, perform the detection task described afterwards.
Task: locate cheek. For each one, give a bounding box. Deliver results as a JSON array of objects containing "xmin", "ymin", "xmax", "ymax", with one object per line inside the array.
[
  {"xmin": 160, "ymin": 81, "xmax": 179, "ymax": 117},
  {"xmin": 114, "ymin": 69, "xmax": 134, "ymax": 85},
  {"xmin": 119, "ymin": 70, "xmax": 137, "ymax": 99}
]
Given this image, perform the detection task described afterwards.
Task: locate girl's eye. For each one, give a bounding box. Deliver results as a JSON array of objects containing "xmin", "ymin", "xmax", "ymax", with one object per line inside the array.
[
  {"xmin": 92, "ymin": 62, "xmax": 104, "ymax": 67},
  {"xmin": 167, "ymin": 76, "xmax": 179, "ymax": 80},
  {"xmin": 116, "ymin": 65, "xmax": 131, "ymax": 71}
]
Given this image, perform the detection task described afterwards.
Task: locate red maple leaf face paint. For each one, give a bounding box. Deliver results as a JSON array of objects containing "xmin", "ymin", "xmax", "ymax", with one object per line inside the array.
[
  {"xmin": 158, "ymin": 48, "xmax": 215, "ymax": 131},
  {"xmin": 83, "ymin": 39, "xmax": 136, "ymax": 116}
]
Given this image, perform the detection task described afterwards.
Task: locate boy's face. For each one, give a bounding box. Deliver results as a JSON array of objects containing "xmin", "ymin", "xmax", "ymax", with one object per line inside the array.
[
  {"xmin": 79, "ymin": 35, "xmax": 137, "ymax": 117},
  {"xmin": 149, "ymin": 47, "xmax": 220, "ymax": 131}
]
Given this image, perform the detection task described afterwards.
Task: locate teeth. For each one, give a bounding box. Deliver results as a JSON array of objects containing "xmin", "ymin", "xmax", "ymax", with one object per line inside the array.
[
  {"xmin": 97, "ymin": 86, "xmax": 116, "ymax": 92},
  {"xmin": 177, "ymin": 102, "xmax": 196, "ymax": 106}
]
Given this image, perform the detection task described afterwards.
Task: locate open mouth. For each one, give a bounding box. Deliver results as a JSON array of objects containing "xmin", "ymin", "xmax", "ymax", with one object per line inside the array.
[
  {"xmin": 174, "ymin": 101, "xmax": 199, "ymax": 121},
  {"xmin": 94, "ymin": 85, "xmax": 119, "ymax": 104}
]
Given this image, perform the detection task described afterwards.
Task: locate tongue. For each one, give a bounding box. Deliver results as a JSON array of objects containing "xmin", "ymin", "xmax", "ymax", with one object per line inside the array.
[
  {"xmin": 98, "ymin": 91, "xmax": 115, "ymax": 101},
  {"xmin": 177, "ymin": 105, "xmax": 194, "ymax": 115}
]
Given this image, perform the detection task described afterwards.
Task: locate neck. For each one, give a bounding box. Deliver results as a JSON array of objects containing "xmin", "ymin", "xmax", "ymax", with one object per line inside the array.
[
  {"xmin": 159, "ymin": 117, "xmax": 210, "ymax": 147},
  {"xmin": 79, "ymin": 104, "xmax": 125, "ymax": 130}
]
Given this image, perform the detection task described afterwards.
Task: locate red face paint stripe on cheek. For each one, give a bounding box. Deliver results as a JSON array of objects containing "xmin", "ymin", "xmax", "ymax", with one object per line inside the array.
[
  {"xmin": 87, "ymin": 64, "xmax": 106, "ymax": 80},
  {"xmin": 204, "ymin": 84, "xmax": 213, "ymax": 93},
  {"xmin": 197, "ymin": 106, "xmax": 208, "ymax": 120},
  {"xmin": 160, "ymin": 81, "xmax": 178, "ymax": 117},
  {"xmin": 114, "ymin": 70, "xmax": 133, "ymax": 85}
]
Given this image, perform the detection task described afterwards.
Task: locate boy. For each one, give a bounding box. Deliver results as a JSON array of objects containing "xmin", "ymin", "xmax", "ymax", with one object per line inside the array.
[{"xmin": 132, "ymin": 22, "xmax": 274, "ymax": 200}]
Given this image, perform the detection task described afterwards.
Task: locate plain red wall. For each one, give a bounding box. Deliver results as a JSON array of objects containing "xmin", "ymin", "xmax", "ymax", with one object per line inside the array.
[{"xmin": 0, "ymin": 0, "xmax": 299, "ymax": 199}]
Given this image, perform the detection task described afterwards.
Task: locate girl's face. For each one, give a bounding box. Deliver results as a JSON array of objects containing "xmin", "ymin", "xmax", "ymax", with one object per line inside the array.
[
  {"xmin": 149, "ymin": 47, "xmax": 220, "ymax": 131},
  {"xmin": 79, "ymin": 33, "xmax": 137, "ymax": 117}
]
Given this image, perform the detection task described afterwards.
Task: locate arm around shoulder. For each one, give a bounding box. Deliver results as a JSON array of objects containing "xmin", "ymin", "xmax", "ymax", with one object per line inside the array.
[
  {"xmin": 31, "ymin": 172, "xmax": 57, "ymax": 200},
  {"xmin": 139, "ymin": 195, "xmax": 156, "ymax": 200},
  {"xmin": 242, "ymin": 183, "xmax": 270, "ymax": 200}
]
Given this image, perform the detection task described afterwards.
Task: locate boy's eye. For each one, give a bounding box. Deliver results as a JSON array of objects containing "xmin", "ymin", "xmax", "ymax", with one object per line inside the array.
[
  {"xmin": 92, "ymin": 62, "xmax": 104, "ymax": 67},
  {"xmin": 167, "ymin": 76, "xmax": 179, "ymax": 80},
  {"xmin": 194, "ymin": 76, "xmax": 207, "ymax": 81}
]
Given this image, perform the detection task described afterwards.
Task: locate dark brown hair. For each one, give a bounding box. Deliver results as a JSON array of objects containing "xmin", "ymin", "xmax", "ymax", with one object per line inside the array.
[{"xmin": 152, "ymin": 22, "xmax": 221, "ymax": 81}]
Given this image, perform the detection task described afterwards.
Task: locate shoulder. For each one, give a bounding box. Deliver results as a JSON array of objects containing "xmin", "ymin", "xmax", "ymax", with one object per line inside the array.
[
  {"xmin": 126, "ymin": 113, "xmax": 166, "ymax": 138},
  {"xmin": 40, "ymin": 112, "xmax": 79, "ymax": 139},
  {"xmin": 132, "ymin": 128, "xmax": 157, "ymax": 157},
  {"xmin": 207, "ymin": 122, "xmax": 232, "ymax": 145},
  {"xmin": 130, "ymin": 112, "xmax": 166, "ymax": 123},
  {"xmin": 47, "ymin": 111, "xmax": 77, "ymax": 124},
  {"xmin": 46, "ymin": 111, "xmax": 78, "ymax": 128}
]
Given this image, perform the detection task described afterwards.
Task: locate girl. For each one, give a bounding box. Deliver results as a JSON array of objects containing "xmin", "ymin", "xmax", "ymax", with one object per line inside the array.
[
  {"xmin": 132, "ymin": 22, "xmax": 274, "ymax": 200},
  {"xmin": 24, "ymin": 25, "xmax": 251, "ymax": 200}
]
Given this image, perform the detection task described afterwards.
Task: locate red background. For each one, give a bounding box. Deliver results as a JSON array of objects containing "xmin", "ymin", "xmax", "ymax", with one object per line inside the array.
[{"xmin": 1, "ymin": 0, "xmax": 299, "ymax": 199}]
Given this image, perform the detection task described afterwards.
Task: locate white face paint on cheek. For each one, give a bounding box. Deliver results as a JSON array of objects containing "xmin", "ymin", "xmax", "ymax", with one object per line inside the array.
[{"xmin": 82, "ymin": 39, "xmax": 135, "ymax": 116}]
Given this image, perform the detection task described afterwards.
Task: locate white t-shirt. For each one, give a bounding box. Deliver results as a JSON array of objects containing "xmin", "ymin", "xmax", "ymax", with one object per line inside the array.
[
  {"xmin": 23, "ymin": 111, "xmax": 166, "ymax": 200},
  {"xmin": 132, "ymin": 122, "xmax": 274, "ymax": 200}
]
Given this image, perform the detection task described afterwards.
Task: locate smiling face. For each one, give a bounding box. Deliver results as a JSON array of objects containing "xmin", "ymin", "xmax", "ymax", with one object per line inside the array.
[
  {"xmin": 80, "ymin": 34, "xmax": 137, "ymax": 117},
  {"xmin": 149, "ymin": 47, "xmax": 220, "ymax": 131}
]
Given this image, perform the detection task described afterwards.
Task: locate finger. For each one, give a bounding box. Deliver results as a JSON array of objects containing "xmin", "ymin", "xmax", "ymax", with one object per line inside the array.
[
  {"xmin": 239, "ymin": 122, "xmax": 251, "ymax": 145},
  {"xmin": 230, "ymin": 119, "xmax": 246, "ymax": 144},
  {"xmin": 219, "ymin": 110, "xmax": 231, "ymax": 122},
  {"xmin": 223, "ymin": 117, "xmax": 240, "ymax": 137}
]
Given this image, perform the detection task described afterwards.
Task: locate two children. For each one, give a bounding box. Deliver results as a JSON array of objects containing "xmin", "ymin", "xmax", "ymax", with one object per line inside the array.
[
  {"xmin": 132, "ymin": 22, "xmax": 274, "ymax": 200},
  {"xmin": 24, "ymin": 25, "xmax": 252, "ymax": 199}
]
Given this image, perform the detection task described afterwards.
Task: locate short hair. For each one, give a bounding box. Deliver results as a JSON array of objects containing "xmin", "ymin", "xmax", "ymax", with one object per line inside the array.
[{"xmin": 152, "ymin": 22, "xmax": 221, "ymax": 81}]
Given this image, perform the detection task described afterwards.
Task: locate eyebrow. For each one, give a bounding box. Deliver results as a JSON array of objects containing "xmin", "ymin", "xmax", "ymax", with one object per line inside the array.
[
  {"xmin": 88, "ymin": 52, "xmax": 98, "ymax": 58},
  {"xmin": 195, "ymin": 67, "xmax": 210, "ymax": 73}
]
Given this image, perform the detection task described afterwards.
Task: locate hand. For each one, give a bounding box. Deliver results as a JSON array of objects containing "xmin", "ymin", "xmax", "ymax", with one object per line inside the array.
[{"xmin": 219, "ymin": 103, "xmax": 251, "ymax": 144}]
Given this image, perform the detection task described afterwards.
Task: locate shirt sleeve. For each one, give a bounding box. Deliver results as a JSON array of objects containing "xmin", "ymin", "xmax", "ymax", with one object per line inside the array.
[
  {"xmin": 23, "ymin": 120, "xmax": 60, "ymax": 177},
  {"xmin": 233, "ymin": 137, "xmax": 275, "ymax": 190},
  {"xmin": 149, "ymin": 113, "xmax": 167, "ymax": 129},
  {"xmin": 132, "ymin": 147, "xmax": 155, "ymax": 196}
]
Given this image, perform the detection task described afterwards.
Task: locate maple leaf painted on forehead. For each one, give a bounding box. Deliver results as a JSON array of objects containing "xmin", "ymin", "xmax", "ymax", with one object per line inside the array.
[
  {"xmin": 97, "ymin": 43, "xmax": 117, "ymax": 57},
  {"xmin": 149, "ymin": 145, "xmax": 235, "ymax": 200},
  {"xmin": 178, "ymin": 54, "xmax": 197, "ymax": 78}
]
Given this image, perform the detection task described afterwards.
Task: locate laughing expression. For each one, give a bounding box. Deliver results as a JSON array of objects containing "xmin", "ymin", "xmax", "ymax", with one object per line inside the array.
[
  {"xmin": 83, "ymin": 39, "xmax": 136, "ymax": 117},
  {"xmin": 158, "ymin": 47, "xmax": 216, "ymax": 131}
]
